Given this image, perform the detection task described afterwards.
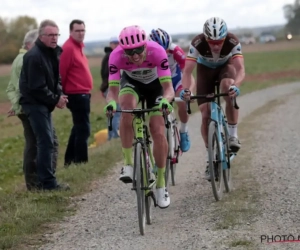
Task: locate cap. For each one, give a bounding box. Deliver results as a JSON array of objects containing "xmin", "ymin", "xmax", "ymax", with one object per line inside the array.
[{"xmin": 109, "ymin": 36, "xmax": 119, "ymax": 43}]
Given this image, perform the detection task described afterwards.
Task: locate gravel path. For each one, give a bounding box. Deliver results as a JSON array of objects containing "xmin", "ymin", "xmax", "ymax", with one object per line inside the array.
[{"xmin": 39, "ymin": 82, "xmax": 300, "ymax": 250}]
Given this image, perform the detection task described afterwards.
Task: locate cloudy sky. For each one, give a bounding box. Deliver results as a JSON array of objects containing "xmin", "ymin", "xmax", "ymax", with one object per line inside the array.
[{"xmin": 1, "ymin": 0, "xmax": 293, "ymax": 43}]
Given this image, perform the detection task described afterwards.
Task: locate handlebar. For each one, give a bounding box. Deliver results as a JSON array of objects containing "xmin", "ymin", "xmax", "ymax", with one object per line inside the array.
[
  {"xmin": 106, "ymin": 105, "xmax": 170, "ymax": 131},
  {"xmin": 186, "ymin": 93, "xmax": 239, "ymax": 114}
]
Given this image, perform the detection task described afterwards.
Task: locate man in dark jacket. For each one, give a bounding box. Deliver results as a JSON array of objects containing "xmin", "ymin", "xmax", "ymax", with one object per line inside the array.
[
  {"xmin": 100, "ymin": 37, "xmax": 120, "ymax": 140},
  {"xmin": 19, "ymin": 19, "xmax": 69, "ymax": 191}
]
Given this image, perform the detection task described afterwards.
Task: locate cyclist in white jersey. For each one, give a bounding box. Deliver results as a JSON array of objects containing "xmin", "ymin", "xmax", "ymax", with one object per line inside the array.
[
  {"xmin": 149, "ymin": 28, "xmax": 191, "ymax": 152},
  {"xmin": 180, "ymin": 17, "xmax": 246, "ymax": 180}
]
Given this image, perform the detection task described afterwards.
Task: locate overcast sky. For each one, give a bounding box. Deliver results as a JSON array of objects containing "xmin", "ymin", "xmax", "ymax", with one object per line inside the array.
[{"xmin": 1, "ymin": 0, "xmax": 292, "ymax": 43}]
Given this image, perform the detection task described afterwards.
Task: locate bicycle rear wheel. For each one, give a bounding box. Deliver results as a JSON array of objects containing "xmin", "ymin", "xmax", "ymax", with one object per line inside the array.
[
  {"xmin": 223, "ymin": 123, "xmax": 232, "ymax": 192},
  {"xmin": 208, "ymin": 121, "xmax": 224, "ymax": 201},
  {"xmin": 170, "ymin": 125, "xmax": 180, "ymax": 186},
  {"xmin": 134, "ymin": 143, "xmax": 146, "ymax": 235}
]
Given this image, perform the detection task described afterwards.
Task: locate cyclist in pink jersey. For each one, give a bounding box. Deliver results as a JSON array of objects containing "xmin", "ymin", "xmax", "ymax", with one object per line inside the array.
[{"xmin": 104, "ymin": 25, "xmax": 175, "ymax": 208}]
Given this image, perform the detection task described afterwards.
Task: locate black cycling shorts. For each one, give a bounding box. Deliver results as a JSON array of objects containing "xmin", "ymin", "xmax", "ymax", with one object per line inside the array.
[{"xmin": 119, "ymin": 72, "xmax": 163, "ymax": 109}]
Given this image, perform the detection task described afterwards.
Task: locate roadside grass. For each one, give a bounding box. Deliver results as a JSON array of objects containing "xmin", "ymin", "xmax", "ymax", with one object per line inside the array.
[
  {"xmin": 212, "ymin": 98, "xmax": 290, "ymax": 249},
  {"xmin": 0, "ymin": 47, "xmax": 299, "ymax": 249}
]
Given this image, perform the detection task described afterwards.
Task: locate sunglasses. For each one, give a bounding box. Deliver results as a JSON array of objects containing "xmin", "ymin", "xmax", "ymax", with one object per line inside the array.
[
  {"xmin": 206, "ymin": 38, "xmax": 225, "ymax": 46},
  {"xmin": 124, "ymin": 45, "xmax": 145, "ymax": 56}
]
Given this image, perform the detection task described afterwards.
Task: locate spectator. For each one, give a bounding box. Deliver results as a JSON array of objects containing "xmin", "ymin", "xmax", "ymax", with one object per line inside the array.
[
  {"xmin": 100, "ymin": 36, "xmax": 120, "ymax": 140},
  {"xmin": 59, "ymin": 19, "xmax": 93, "ymax": 166},
  {"xmin": 19, "ymin": 19, "xmax": 69, "ymax": 191},
  {"xmin": 6, "ymin": 29, "xmax": 60, "ymax": 191}
]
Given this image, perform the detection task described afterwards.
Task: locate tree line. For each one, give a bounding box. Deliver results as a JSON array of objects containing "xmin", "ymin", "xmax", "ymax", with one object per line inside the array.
[
  {"xmin": 0, "ymin": 2, "xmax": 299, "ymax": 65},
  {"xmin": 0, "ymin": 16, "xmax": 38, "ymax": 64}
]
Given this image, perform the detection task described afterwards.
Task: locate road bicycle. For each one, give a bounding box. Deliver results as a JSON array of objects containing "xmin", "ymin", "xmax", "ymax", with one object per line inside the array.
[
  {"xmin": 164, "ymin": 97, "xmax": 185, "ymax": 187},
  {"xmin": 107, "ymin": 99, "xmax": 169, "ymax": 235},
  {"xmin": 185, "ymin": 82, "xmax": 239, "ymax": 201}
]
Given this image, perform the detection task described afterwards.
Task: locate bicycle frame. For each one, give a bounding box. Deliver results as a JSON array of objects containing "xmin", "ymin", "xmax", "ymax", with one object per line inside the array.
[
  {"xmin": 210, "ymin": 95, "xmax": 235, "ymax": 171},
  {"xmin": 107, "ymin": 100, "xmax": 169, "ymax": 197},
  {"xmin": 132, "ymin": 113, "xmax": 156, "ymax": 193},
  {"xmin": 186, "ymin": 85, "xmax": 240, "ymax": 170}
]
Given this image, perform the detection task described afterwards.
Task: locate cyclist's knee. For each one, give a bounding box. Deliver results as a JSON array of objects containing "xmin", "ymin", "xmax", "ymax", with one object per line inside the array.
[
  {"xmin": 220, "ymin": 78, "xmax": 234, "ymax": 91},
  {"xmin": 119, "ymin": 94, "xmax": 137, "ymax": 109},
  {"xmin": 149, "ymin": 116, "xmax": 165, "ymax": 137},
  {"xmin": 199, "ymin": 104, "xmax": 210, "ymax": 121}
]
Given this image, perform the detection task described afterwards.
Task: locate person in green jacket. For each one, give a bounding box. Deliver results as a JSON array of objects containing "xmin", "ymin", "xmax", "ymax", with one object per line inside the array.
[{"xmin": 6, "ymin": 29, "xmax": 59, "ymax": 191}]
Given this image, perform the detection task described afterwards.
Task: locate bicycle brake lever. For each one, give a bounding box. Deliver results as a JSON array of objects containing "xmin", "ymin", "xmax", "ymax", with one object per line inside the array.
[
  {"xmin": 231, "ymin": 97, "xmax": 239, "ymax": 109},
  {"xmin": 161, "ymin": 104, "xmax": 170, "ymax": 129},
  {"xmin": 107, "ymin": 106, "xmax": 114, "ymax": 131}
]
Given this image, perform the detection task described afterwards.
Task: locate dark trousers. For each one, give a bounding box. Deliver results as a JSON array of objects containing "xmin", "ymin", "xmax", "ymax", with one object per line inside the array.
[
  {"xmin": 18, "ymin": 114, "xmax": 58, "ymax": 190},
  {"xmin": 21, "ymin": 104, "xmax": 57, "ymax": 189},
  {"xmin": 64, "ymin": 94, "xmax": 91, "ymax": 166}
]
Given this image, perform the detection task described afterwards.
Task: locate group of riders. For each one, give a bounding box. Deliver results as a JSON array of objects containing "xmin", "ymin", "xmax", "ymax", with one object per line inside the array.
[{"xmin": 104, "ymin": 17, "xmax": 246, "ymax": 209}]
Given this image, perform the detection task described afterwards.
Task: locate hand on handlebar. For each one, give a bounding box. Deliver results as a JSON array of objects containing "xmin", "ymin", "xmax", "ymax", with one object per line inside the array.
[
  {"xmin": 228, "ymin": 85, "xmax": 240, "ymax": 98},
  {"xmin": 103, "ymin": 100, "xmax": 117, "ymax": 117},
  {"xmin": 159, "ymin": 98, "xmax": 173, "ymax": 114},
  {"xmin": 180, "ymin": 88, "xmax": 195, "ymax": 102}
]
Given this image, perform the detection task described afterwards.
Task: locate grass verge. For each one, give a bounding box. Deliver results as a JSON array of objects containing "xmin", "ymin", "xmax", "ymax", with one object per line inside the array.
[{"xmin": 212, "ymin": 97, "xmax": 291, "ymax": 249}]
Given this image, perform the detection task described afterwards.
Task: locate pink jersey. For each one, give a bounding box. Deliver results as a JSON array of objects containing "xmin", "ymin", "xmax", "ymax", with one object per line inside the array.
[{"xmin": 108, "ymin": 41, "xmax": 172, "ymax": 86}]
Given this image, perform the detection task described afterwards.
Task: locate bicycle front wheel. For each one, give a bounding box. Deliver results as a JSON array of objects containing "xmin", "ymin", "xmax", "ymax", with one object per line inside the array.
[
  {"xmin": 208, "ymin": 121, "xmax": 224, "ymax": 201},
  {"xmin": 134, "ymin": 142, "xmax": 146, "ymax": 235},
  {"xmin": 170, "ymin": 125, "xmax": 179, "ymax": 186},
  {"xmin": 223, "ymin": 123, "xmax": 232, "ymax": 192}
]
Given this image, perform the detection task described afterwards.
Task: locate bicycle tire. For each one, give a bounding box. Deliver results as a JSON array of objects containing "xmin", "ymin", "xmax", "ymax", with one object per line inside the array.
[
  {"xmin": 165, "ymin": 125, "xmax": 171, "ymax": 189},
  {"xmin": 143, "ymin": 146, "xmax": 152, "ymax": 225},
  {"xmin": 170, "ymin": 125, "xmax": 179, "ymax": 186},
  {"xmin": 134, "ymin": 142, "xmax": 146, "ymax": 235},
  {"xmin": 223, "ymin": 123, "xmax": 232, "ymax": 192},
  {"xmin": 208, "ymin": 121, "xmax": 224, "ymax": 201}
]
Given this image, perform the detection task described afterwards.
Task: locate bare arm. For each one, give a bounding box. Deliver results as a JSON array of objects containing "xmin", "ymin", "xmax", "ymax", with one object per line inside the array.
[
  {"xmin": 230, "ymin": 56, "xmax": 245, "ymax": 87},
  {"xmin": 161, "ymin": 81, "xmax": 175, "ymax": 102},
  {"xmin": 106, "ymin": 85, "xmax": 119, "ymax": 103},
  {"xmin": 182, "ymin": 60, "xmax": 197, "ymax": 91}
]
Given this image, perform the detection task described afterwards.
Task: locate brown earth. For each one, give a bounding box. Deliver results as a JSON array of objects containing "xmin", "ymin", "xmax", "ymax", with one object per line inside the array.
[{"xmin": 0, "ymin": 39, "xmax": 299, "ymax": 115}]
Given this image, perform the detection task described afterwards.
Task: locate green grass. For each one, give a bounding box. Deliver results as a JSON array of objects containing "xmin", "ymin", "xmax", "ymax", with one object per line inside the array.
[
  {"xmin": 0, "ymin": 47, "xmax": 299, "ymax": 249},
  {"xmin": 244, "ymin": 49, "xmax": 300, "ymax": 75}
]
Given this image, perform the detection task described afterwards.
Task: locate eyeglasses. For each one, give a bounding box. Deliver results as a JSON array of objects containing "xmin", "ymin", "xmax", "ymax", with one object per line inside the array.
[
  {"xmin": 43, "ymin": 33, "xmax": 60, "ymax": 38},
  {"xmin": 206, "ymin": 38, "xmax": 225, "ymax": 46},
  {"xmin": 74, "ymin": 29, "xmax": 86, "ymax": 33},
  {"xmin": 124, "ymin": 45, "xmax": 145, "ymax": 56}
]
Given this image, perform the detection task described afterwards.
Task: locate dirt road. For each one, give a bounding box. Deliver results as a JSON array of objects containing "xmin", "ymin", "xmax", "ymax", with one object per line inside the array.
[{"xmin": 38, "ymin": 82, "xmax": 300, "ymax": 250}]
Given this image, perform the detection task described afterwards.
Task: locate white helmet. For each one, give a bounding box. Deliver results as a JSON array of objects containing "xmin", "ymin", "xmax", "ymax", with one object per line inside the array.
[{"xmin": 203, "ymin": 17, "xmax": 228, "ymax": 40}]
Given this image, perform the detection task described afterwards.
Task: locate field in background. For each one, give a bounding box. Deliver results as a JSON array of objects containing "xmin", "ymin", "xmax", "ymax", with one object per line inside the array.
[{"xmin": 0, "ymin": 40, "xmax": 299, "ymax": 249}]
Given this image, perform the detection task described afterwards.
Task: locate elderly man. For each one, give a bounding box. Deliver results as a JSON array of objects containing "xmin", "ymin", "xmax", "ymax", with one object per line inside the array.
[
  {"xmin": 100, "ymin": 36, "xmax": 120, "ymax": 140},
  {"xmin": 60, "ymin": 19, "xmax": 93, "ymax": 166},
  {"xmin": 6, "ymin": 29, "xmax": 59, "ymax": 191},
  {"xmin": 19, "ymin": 20, "xmax": 69, "ymax": 191}
]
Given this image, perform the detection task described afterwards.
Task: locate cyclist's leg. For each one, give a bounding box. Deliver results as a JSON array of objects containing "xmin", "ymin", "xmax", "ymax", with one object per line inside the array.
[
  {"xmin": 219, "ymin": 64, "xmax": 241, "ymax": 152},
  {"xmin": 173, "ymin": 66, "xmax": 190, "ymax": 152},
  {"xmin": 145, "ymin": 80, "xmax": 170, "ymax": 208},
  {"xmin": 196, "ymin": 64, "xmax": 217, "ymax": 180},
  {"xmin": 118, "ymin": 72, "xmax": 140, "ymax": 183}
]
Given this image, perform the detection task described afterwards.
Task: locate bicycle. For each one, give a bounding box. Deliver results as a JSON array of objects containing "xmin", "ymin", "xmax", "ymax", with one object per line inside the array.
[
  {"xmin": 185, "ymin": 82, "xmax": 239, "ymax": 201},
  {"xmin": 164, "ymin": 97, "xmax": 185, "ymax": 187},
  {"xmin": 106, "ymin": 99, "xmax": 169, "ymax": 235}
]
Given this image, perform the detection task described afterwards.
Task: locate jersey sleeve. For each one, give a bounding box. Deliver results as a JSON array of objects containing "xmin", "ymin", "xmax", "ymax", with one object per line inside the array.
[
  {"xmin": 186, "ymin": 36, "xmax": 201, "ymax": 62},
  {"xmin": 108, "ymin": 50, "xmax": 121, "ymax": 87},
  {"xmin": 172, "ymin": 45, "xmax": 186, "ymax": 70},
  {"xmin": 155, "ymin": 45, "xmax": 172, "ymax": 84},
  {"xmin": 229, "ymin": 34, "xmax": 243, "ymax": 59}
]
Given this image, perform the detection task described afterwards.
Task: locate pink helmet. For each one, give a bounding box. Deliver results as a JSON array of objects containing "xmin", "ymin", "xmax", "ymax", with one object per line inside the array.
[{"xmin": 119, "ymin": 25, "xmax": 147, "ymax": 49}]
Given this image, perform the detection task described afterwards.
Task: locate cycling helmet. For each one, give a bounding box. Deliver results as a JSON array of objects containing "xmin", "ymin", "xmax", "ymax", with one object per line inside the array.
[
  {"xmin": 149, "ymin": 28, "xmax": 172, "ymax": 50},
  {"xmin": 119, "ymin": 25, "xmax": 147, "ymax": 49},
  {"xmin": 203, "ymin": 17, "xmax": 228, "ymax": 40}
]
